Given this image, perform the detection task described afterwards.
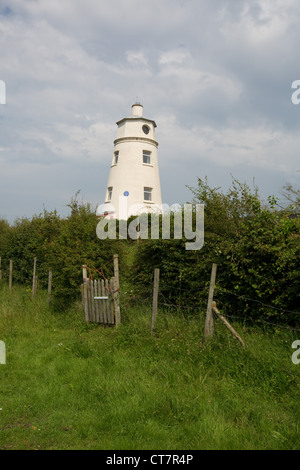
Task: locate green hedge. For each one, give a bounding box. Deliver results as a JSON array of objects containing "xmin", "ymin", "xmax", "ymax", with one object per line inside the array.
[
  {"xmin": 131, "ymin": 178, "xmax": 300, "ymax": 325},
  {"xmin": 0, "ymin": 198, "xmax": 121, "ymax": 307},
  {"xmin": 0, "ymin": 180, "xmax": 299, "ymax": 324}
]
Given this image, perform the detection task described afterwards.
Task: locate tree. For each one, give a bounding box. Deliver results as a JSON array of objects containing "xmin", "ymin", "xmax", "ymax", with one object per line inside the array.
[
  {"xmin": 131, "ymin": 177, "xmax": 300, "ymax": 325},
  {"xmin": 0, "ymin": 218, "xmax": 11, "ymax": 254},
  {"xmin": 280, "ymin": 182, "xmax": 300, "ymax": 213}
]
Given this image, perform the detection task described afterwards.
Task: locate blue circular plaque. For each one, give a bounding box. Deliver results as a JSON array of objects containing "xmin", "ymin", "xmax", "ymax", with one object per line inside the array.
[{"xmin": 124, "ymin": 191, "xmax": 129, "ymax": 196}]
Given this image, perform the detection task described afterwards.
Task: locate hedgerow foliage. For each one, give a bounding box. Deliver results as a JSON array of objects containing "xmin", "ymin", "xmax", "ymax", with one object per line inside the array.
[
  {"xmin": 0, "ymin": 195, "xmax": 119, "ymax": 307},
  {"xmin": 0, "ymin": 179, "xmax": 299, "ymax": 324},
  {"xmin": 130, "ymin": 178, "xmax": 300, "ymax": 325}
]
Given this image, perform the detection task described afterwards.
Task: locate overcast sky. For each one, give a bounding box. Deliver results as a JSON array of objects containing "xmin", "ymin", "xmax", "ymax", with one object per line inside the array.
[{"xmin": 1, "ymin": 0, "xmax": 300, "ymax": 223}]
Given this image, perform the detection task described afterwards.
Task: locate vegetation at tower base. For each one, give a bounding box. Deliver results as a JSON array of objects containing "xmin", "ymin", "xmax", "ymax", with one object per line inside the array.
[
  {"xmin": 0, "ymin": 218, "xmax": 10, "ymax": 254},
  {"xmin": 131, "ymin": 177, "xmax": 300, "ymax": 326},
  {"xmin": 280, "ymin": 182, "xmax": 300, "ymax": 213},
  {"xmin": 0, "ymin": 178, "xmax": 299, "ymax": 325},
  {"xmin": 0, "ymin": 194, "xmax": 121, "ymax": 308}
]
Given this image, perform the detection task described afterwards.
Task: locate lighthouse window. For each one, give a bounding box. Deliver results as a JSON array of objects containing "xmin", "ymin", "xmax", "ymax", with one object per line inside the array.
[
  {"xmin": 142, "ymin": 125, "xmax": 150, "ymax": 135},
  {"xmin": 143, "ymin": 150, "xmax": 151, "ymax": 164},
  {"xmin": 144, "ymin": 187, "xmax": 152, "ymax": 201},
  {"xmin": 107, "ymin": 187, "xmax": 113, "ymax": 202},
  {"xmin": 113, "ymin": 151, "xmax": 119, "ymax": 165}
]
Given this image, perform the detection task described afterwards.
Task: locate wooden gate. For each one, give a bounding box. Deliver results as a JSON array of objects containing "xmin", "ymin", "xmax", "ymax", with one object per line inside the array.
[
  {"xmin": 82, "ymin": 255, "xmax": 120, "ymax": 326},
  {"xmin": 82, "ymin": 277, "xmax": 116, "ymax": 325}
]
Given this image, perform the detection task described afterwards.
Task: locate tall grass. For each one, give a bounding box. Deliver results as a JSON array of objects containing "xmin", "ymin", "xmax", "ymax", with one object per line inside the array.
[{"xmin": 0, "ymin": 282, "xmax": 300, "ymax": 450}]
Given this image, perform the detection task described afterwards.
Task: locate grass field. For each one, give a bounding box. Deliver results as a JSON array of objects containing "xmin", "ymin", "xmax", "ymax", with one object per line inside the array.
[{"xmin": 0, "ymin": 282, "xmax": 300, "ymax": 450}]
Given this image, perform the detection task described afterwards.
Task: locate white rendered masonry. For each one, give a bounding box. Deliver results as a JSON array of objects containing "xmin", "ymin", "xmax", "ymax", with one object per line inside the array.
[{"xmin": 100, "ymin": 103, "xmax": 162, "ymax": 220}]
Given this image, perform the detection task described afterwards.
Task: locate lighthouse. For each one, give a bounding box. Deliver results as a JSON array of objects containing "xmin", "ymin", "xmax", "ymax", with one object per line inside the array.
[{"xmin": 98, "ymin": 103, "xmax": 162, "ymax": 220}]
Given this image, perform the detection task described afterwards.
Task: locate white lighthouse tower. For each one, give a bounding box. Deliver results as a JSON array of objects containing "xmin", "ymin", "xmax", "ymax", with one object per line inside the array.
[{"xmin": 99, "ymin": 103, "xmax": 162, "ymax": 220}]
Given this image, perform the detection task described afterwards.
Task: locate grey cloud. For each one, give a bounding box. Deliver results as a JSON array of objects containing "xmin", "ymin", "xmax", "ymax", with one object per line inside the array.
[{"xmin": 0, "ymin": 0, "xmax": 299, "ymax": 222}]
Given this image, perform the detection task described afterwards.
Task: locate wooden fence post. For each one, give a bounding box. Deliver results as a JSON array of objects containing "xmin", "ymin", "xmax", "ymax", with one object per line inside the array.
[
  {"xmin": 212, "ymin": 301, "xmax": 245, "ymax": 348},
  {"xmin": 82, "ymin": 265, "xmax": 87, "ymax": 282},
  {"xmin": 113, "ymin": 254, "xmax": 121, "ymax": 327},
  {"xmin": 9, "ymin": 260, "xmax": 12, "ymax": 293},
  {"xmin": 204, "ymin": 263, "xmax": 217, "ymax": 341},
  {"xmin": 151, "ymin": 268, "xmax": 160, "ymax": 334},
  {"xmin": 32, "ymin": 257, "xmax": 37, "ymax": 297},
  {"xmin": 47, "ymin": 270, "xmax": 52, "ymax": 304},
  {"xmin": 82, "ymin": 265, "xmax": 89, "ymax": 322}
]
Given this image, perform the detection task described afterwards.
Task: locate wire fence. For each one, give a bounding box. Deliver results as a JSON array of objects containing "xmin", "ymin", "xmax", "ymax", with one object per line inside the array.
[
  {"xmin": 157, "ymin": 281, "xmax": 300, "ymax": 316},
  {"xmin": 1, "ymin": 255, "xmax": 299, "ymax": 334},
  {"xmin": 118, "ymin": 276, "xmax": 300, "ymax": 333}
]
